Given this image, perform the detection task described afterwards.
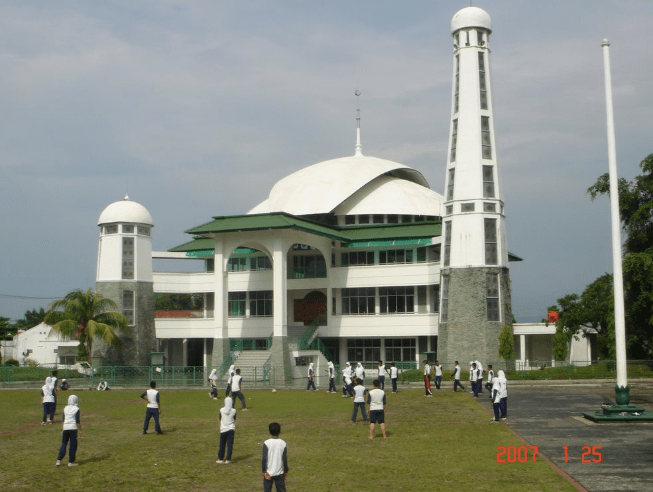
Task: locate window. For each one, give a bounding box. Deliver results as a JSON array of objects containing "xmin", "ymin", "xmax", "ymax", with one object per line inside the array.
[
  {"xmin": 483, "ymin": 202, "xmax": 496, "ymax": 212},
  {"xmin": 250, "ymin": 256, "xmax": 272, "ymax": 271},
  {"xmin": 450, "ymin": 119, "xmax": 458, "ymax": 162},
  {"xmin": 379, "ymin": 287, "xmax": 415, "ymax": 314},
  {"xmin": 440, "ymin": 275, "xmax": 449, "ymax": 322},
  {"xmin": 401, "ymin": 215, "xmax": 412, "ymax": 223},
  {"xmin": 416, "ymin": 248, "xmax": 426, "ymax": 262},
  {"xmin": 228, "ymin": 292, "xmax": 246, "ymax": 317},
  {"xmin": 342, "ymin": 288, "xmax": 375, "ymax": 315},
  {"xmin": 228, "ymin": 257, "xmax": 247, "ymax": 271},
  {"xmin": 444, "ymin": 221, "xmax": 452, "ymax": 266},
  {"xmin": 372, "ymin": 214, "xmax": 384, "ymax": 224},
  {"xmin": 122, "ymin": 237, "xmax": 134, "ymax": 279},
  {"xmin": 430, "ymin": 244, "xmax": 442, "ymax": 263},
  {"xmin": 137, "ymin": 226, "xmax": 151, "ymax": 236},
  {"xmin": 481, "ymin": 116, "xmax": 492, "ymax": 159},
  {"xmin": 290, "ymin": 255, "xmax": 326, "ymax": 278},
  {"xmin": 477, "ymin": 30, "xmax": 485, "ymax": 46},
  {"xmin": 454, "ymin": 54, "xmax": 460, "ymax": 113},
  {"xmin": 122, "ymin": 225, "xmax": 134, "ymax": 234},
  {"xmin": 249, "ymin": 291, "xmax": 273, "ymax": 317},
  {"xmin": 387, "ymin": 214, "xmax": 399, "ymax": 224},
  {"xmin": 478, "ymin": 52, "xmax": 488, "ymax": 109},
  {"xmin": 122, "ymin": 290, "xmax": 135, "ymax": 326},
  {"xmin": 379, "ymin": 249, "xmax": 413, "ymax": 264},
  {"xmin": 385, "ymin": 338, "xmax": 416, "ymax": 363},
  {"xmin": 432, "ymin": 284, "xmax": 440, "ymax": 312},
  {"xmin": 484, "ymin": 218, "xmax": 498, "ymax": 265},
  {"xmin": 486, "ymin": 274, "xmax": 500, "ymax": 321},
  {"xmin": 104, "ymin": 225, "xmax": 118, "ymax": 234},
  {"xmin": 445, "ymin": 205, "xmax": 453, "ymax": 215},
  {"xmin": 358, "ymin": 215, "xmax": 370, "ymax": 224},
  {"xmin": 447, "ymin": 168, "xmax": 455, "ymax": 201},
  {"xmin": 345, "ymin": 215, "xmax": 356, "ymax": 225},
  {"xmin": 483, "ymin": 165, "xmax": 495, "ymax": 198},
  {"xmin": 342, "ymin": 251, "xmax": 374, "ymax": 266},
  {"xmin": 461, "ymin": 203, "xmax": 475, "ymax": 212},
  {"xmin": 347, "ymin": 338, "xmax": 380, "ymax": 364}
]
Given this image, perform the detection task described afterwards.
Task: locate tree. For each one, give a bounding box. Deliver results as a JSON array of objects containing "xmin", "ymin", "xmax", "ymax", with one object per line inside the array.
[
  {"xmin": 498, "ymin": 324, "xmax": 515, "ymax": 361},
  {"xmin": 0, "ymin": 316, "xmax": 14, "ymax": 339},
  {"xmin": 44, "ymin": 289, "xmax": 130, "ymax": 366},
  {"xmin": 12, "ymin": 308, "xmax": 47, "ymax": 330}
]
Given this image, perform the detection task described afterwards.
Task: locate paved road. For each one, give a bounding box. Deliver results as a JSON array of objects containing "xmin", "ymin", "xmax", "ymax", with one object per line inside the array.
[{"xmin": 499, "ymin": 380, "xmax": 653, "ymax": 492}]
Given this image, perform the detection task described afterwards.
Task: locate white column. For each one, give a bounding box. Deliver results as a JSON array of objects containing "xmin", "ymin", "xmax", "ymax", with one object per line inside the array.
[
  {"xmin": 214, "ymin": 239, "xmax": 228, "ymax": 338},
  {"xmin": 520, "ymin": 335, "xmax": 526, "ymax": 367},
  {"xmin": 272, "ymin": 238, "xmax": 288, "ymax": 337},
  {"xmin": 182, "ymin": 338, "xmax": 188, "ymax": 366}
]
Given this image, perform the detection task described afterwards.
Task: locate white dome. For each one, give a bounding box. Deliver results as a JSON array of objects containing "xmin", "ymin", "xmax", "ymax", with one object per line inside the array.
[
  {"xmin": 451, "ymin": 7, "xmax": 492, "ymax": 34},
  {"xmin": 248, "ymin": 154, "xmax": 432, "ymax": 216},
  {"xmin": 98, "ymin": 197, "xmax": 153, "ymax": 226}
]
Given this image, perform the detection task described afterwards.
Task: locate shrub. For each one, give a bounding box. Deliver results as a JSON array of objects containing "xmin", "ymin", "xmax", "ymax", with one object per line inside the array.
[{"xmin": 4, "ymin": 359, "xmax": 19, "ymax": 367}]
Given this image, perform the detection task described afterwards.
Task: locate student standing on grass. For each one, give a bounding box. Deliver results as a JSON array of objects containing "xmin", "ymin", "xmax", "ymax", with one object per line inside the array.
[
  {"xmin": 216, "ymin": 396, "xmax": 236, "ymax": 464},
  {"xmin": 451, "ymin": 361, "xmax": 465, "ymax": 392},
  {"xmin": 490, "ymin": 375, "xmax": 502, "ymax": 422},
  {"xmin": 470, "ymin": 363, "xmax": 479, "ymax": 397},
  {"xmin": 475, "ymin": 360, "xmax": 484, "ymax": 393},
  {"xmin": 497, "ymin": 370, "xmax": 508, "ymax": 420},
  {"xmin": 367, "ymin": 379, "xmax": 386, "ymax": 439},
  {"xmin": 209, "ymin": 368, "xmax": 219, "ymax": 400},
  {"xmin": 389, "ymin": 362, "xmax": 398, "ymax": 393},
  {"xmin": 231, "ymin": 369, "xmax": 248, "ymax": 410},
  {"xmin": 377, "ymin": 360, "xmax": 385, "ymax": 390},
  {"xmin": 342, "ymin": 369, "xmax": 354, "ymax": 398},
  {"xmin": 56, "ymin": 395, "xmax": 81, "ymax": 466},
  {"xmin": 262, "ymin": 422, "xmax": 289, "ymax": 492},
  {"xmin": 423, "ymin": 360, "xmax": 433, "ymax": 397},
  {"xmin": 141, "ymin": 381, "xmax": 163, "ymax": 435},
  {"xmin": 351, "ymin": 379, "xmax": 368, "ymax": 423},
  {"xmin": 306, "ymin": 362, "xmax": 317, "ymax": 391},
  {"xmin": 327, "ymin": 360, "xmax": 337, "ymax": 393},
  {"xmin": 51, "ymin": 370, "xmax": 59, "ymax": 419},
  {"xmin": 434, "ymin": 361, "xmax": 442, "ymax": 390},
  {"xmin": 355, "ymin": 362, "xmax": 365, "ymax": 386},
  {"xmin": 225, "ymin": 364, "xmax": 235, "ymax": 397},
  {"xmin": 41, "ymin": 377, "xmax": 55, "ymax": 425},
  {"xmin": 485, "ymin": 365, "xmax": 494, "ymax": 394}
]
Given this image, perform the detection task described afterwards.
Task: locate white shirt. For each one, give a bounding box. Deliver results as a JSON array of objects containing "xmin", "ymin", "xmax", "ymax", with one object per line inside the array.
[
  {"xmin": 220, "ymin": 399, "xmax": 237, "ymax": 433},
  {"xmin": 423, "ymin": 364, "xmax": 431, "ymax": 376},
  {"xmin": 141, "ymin": 388, "xmax": 160, "ymax": 408},
  {"xmin": 232, "ymin": 374, "xmax": 242, "ymax": 392},
  {"xmin": 353, "ymin": 385, "xmax": 367, "ymax": 403},
  {"xmin": 62, "ymin": 404, "xmax": 80, "ymax": 431},
  {"xmin": 378, "ymin": 364, "xmax": 385, "ymax": 375},
  {"xmin": 367, "ymin": 388, "xmax": 386, "ymax": 410},
  {"xmin": 390, "ymin": 367, "xmax": 398, "ymax": 378},
  {"xmin": 262, "ymin": 437, "xmax": 288, "ymax": 477},
  {"xmin": 470, "ymin": 368, "xmax": 479, "ymax": 381},
  {"xmin": 435, "ymin": 365, "xmax": 442, "ymax": 376},
  {"xmin": 453, "ymin": 366, "xmax": 461, "ymax": 380}
]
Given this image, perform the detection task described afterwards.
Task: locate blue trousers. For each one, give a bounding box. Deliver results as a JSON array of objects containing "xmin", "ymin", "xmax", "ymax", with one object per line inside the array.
[
  {"xmin": 378, "ymin": 375, "xmax": 385, "ymax": 390},
  {"xmin": 352, "ymin": 402, "xmax": 368, "ymax": 422},
  {"xmin": 43, "ymin": 402, "xmax": 55, "ymax": 423},
  {"xmin": 453, "ymin": 380, "xmax": 465, "ymax": 392},
  {"xmin": 391, "ymin": 378, "xmax": 397, "ymax": 392},
  {"xmin": 500, "ymin": 397, "xmax": 507, "ymax": 418},
  {"xmin": 232, "ymin": 390, "xmax": 247, "ymax": 409},
  {"xmin": 478, "ymin": 378, "xmax": 484, "ymax": 393},
  {"xmin": 57, "ymin": 429, "xmax": 78, "ymax": 462},
  {"xmin": 263, "ymin": 474, "xmax": 286, "ymax": 492},
  {"xmin": 218, "ymin": 429, "xmax": 235, "ymax": 461},
  {"xmin": 306, "ymin": 378, "xmax": 316, "ymax": 390},
  {"xmin": 435, "ymin": 376, "xmax": 441, "ymax": 389},
  {"xmin": 493, "ymin": 402, "xmax": 501, "ymax": 421},
  {"xmin": 328, "ymin": 378, "xmax": 336, "ymax": 392},
  {"xmin": 143, "ymin": 407, "xmax": 161, "ymax": 433}
]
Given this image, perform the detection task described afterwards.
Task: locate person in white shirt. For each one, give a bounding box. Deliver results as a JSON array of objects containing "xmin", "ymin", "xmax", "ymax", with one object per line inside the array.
[
  {"xmin": 423, "ymin": 360, "xmax": 433, "ymax": 396},
  {"xmin": 262, "ymin": 422, "xmax": 289, "ymax": 491},
  {"xmin": 225, "ymin": 364, "xmax": 235, "ymax": 397},
  {"xmin": 216, "ymin": 396, "xmax": 237, "ymax": 463},
  {"xmin": 475, "ymin": 360, "xmax": 484, "ymax": 393},
  {"xmin": 231, "ymin": 369, "xmax": 248, "ymax": 410},
  {"xmin": 470, "ymin": 363, "xmax": 480, "ymax": 397},
  {"xmin": 497, "ymin": 370, "xmax": 508, "ymax": 420},
  {"xmin": 377, "ymin": 360, "xmax": 386, "ymax": 390},
  {"xmin": 366, "ymin": 380, "xmax": 387, "ymax": 439},
  {"xmin": 326, "ymin": 360, "xmax": 337, "ymax": 393},
  {"xmin": 355, "ymin": 362, "xmax": 365, "ymax": 385},
  {"xmin": 389, "ymin": 363, "xmax": 399, "ymax": 393},
  {"xmin": 56, "ymin": 394, "xmax": 81, "ymax": 466},
  {"xmin": 306, "ymin": 362, "xmax": 317, "ymax": 391},
  {"xmin": 342, "ymin": 362, "xmax": 354, "ymax": 397},
  {"xmin": 485, "ymin": 365, "xmax": 495, "ymax": 394},
  {"xmin": 140, "ymin": 380, "xmax": 163, "ymax": 434},
  {"xmin": 434, "ymin": 360, "xmax": 443, "ymax": 390},
  {"xmin": 41, "ymin": 377, "xmax": 55, "ymax": 425},
  {"xmin": 208, "ymin": 368, "xmax": 218, "ymax": 399},
  {"xmin": 451, "ymin": 361, "xmax": 465, "ymax": 392},
  {"xmin": 351, "ymin": 380, "xmax": 368, "ymax": 423}
]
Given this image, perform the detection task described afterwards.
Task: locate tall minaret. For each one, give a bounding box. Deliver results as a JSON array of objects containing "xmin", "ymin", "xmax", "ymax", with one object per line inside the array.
[
  {"xmin": 95, "ymin": 196, "xmax": 157, "ymax": 366},
  {"xmin": 438, "ymin": 7, "xmax": 512, "ymax": 366}
]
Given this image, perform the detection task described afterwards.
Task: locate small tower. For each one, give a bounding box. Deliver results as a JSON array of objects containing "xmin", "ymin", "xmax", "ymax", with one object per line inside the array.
[
  {"xmin": 95, "ymin": 196, "xmax": 156, "ymax": 366},
  {"xmin": 438, "ymin": 7, "xmax": 512, "ymax": 365}
]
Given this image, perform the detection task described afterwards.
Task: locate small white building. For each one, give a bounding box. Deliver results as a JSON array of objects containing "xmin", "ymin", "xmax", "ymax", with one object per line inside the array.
[{"xmin": 12, "ymin": 322, "xmax": 79, "ymax": 366}]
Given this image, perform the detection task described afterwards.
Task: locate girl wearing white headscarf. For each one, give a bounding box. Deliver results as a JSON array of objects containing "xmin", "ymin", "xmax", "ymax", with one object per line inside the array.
[
  {"xmin": 208, "ymin": 368, "xmax": 218, "ymax": 399},
  {"xmin": 355, "ymin": 362, "xmax": 365, "ymax": 385},
  {"xmin": 327, "ymin": 360, "xmax": 337, "ymax": 393},
  {"xmin": 342, "ymin": 362, "xmax": 354, "ymax": 397},
  {"xmin": 216, "ymin": 396, "xmax": 237, "ymax": 464},
  {"xmin": 306, "ymin": 362, "xmax": 317, "ymax": 391},
  {"xmin": 56, "ymin": 395, "xmax": 81, "ymax": 466},
  {"xmin": 41, "ymin": 377, "xmax": 55, "ymax": 425},
  {"xmin": 497, "ymin": 370, "xmax": 508, "ymax": 420},
  {"xmin": 225, "ymin": 364, "xmax": 235, "ymax": 397}
]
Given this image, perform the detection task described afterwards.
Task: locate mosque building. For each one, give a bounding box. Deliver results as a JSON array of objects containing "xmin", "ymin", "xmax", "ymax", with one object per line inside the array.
[{"xmin": 93, "ymin": 7, "xmax": 592, "ymax": 379}]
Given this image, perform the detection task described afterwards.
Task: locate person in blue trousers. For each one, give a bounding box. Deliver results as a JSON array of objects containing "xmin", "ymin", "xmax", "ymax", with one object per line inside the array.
[{"xmin": 141, "ymin": 381, "xmax": 163, "ymax": 435}]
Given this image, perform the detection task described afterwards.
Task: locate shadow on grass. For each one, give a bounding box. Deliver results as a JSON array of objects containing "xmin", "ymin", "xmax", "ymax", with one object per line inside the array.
[{"xmin": 80, "ymin": 452, "xmax": 112, "ymax": 465}]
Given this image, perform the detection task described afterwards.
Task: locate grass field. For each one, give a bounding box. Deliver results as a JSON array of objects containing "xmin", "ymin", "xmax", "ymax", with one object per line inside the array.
[{"xmin": 0, "ymin": 387, "xmax": 579, "ymax": 492}]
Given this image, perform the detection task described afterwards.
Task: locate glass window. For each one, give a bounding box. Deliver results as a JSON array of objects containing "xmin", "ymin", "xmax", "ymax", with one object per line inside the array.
[
  {"xmin": 205, "ymin": 258, "xmax": 215, "ymax": 273},
  {"xmin": 379, "ymin": 287, "xmax": 415, "ymax": 314},
  {"xmin": 486, "ymin": 274, "xmax": 500, "ymax": 321},
  {"xmin": 430, "ymin": 244, "xmax": 441, "ymax": 263},
  {"xmin": 484, "ymin": 218, "xmax": 498, "ymax": 265},
  {"xmin": 440, "ymin": 275, "xmax": 449, "ymax": 322},
  {"xmin": 250, "ymin": 256, "xmax": 272, "ymax": 271},
  {"xmin": 104, "ymin": 225, "xmax": 118, "ymax": 234},
  {"xmin": 122, "ymin": 225, "xmax": 134, "ymax": 234},
  {"xmin": 384, "ymin": 338, "xmax": 416, "ymax": 364},
  {"xmin": 401, "ymin": 215, "xmax": 412, "ymax": 223},
  {"xmin": 358, "ymin": 215, "xmax": 370, "ymax": 224},
  {"xmin": 228, "ymin": 257, "xmax": 247, "ymax": 272},
  {"xmin": 342, "ymin": 288, "xmax": 375, "ymax": 315},
  {"xmin": 461, "ymin": 203, "xmax": 475, "ymax": 212},
  {"xmin": 416, "ymin": 248, "xmax": 426, "ymax": 262},
  {"xmin": 447, "ymin": 168, "xmax": 455, "ymax": 201},
  {"xmin": 387, "ymin": 214, "xmax": 399, "ymax": 224},
  {"xmin": 481, "ymin": 116, "xmax": 492, "ymax": 159},
  {"xmin": 372, "ymin": 214, "xmax": 384, "ymax": 224},
  {"xmin": 444, "ymin": 221, "xmax": 452, "ymax": 267},
  {"xmin": 483, "ymin": 202, "xmax": 496, "ymax": 212},
  {"xmin": 445, "ymin": 205, "xmax": 453, "ymax": 215},
  {"xmin": 454, "ymin": 54, "xmax": 460, "ymax": 113},
  {"xmin": 137, "ymin": 226, "xmax": 151, "ymax": 236},
  {"xmin": 478, "ymin": 52, "xmax": 488, "ymax": 110},
  {"xmin": 228, "ymin": 292, "xmax": 246, "ymax": 317},
  {"xmin": 249, "ymin": 291, "xmax": 273, "ymax": 317},
  {"xmin": 379, "ymin": 249, "xmax": 413, "ymax": 265},
  {"xmin": 345, "ymin": 215, "xmax": 356, "ymax": 225},
  {"xmin": 347, "ymin": 338, "xmax": 381, "ymax": 364},
  {"xmin": 432, "ymin": 284, "xmax": 440, "ymax": 312},
  {"xmin": 483, "ymin": 165, "xmax": 495, "ymax": 198},
  {"xmin": 342, "ymin": 251, "xmax": 374, "ymax": 266},
  {"xmin": 290, "ymin": 255, "xmax": 326, "ymax": 278},
  {"xmin": 450, "ymin": 119, "xmax": 458, "ymax": 162},
  {"xmin": 122, "ymin": 290, "xmax": 134, "ymax": 326},
  {"xmin": 122, "ymin": 237, "xmax": 134, "ymax": 279}
]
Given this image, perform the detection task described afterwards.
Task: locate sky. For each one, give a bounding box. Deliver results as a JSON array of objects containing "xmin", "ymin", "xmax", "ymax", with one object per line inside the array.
[{"xmin": 1, "ymin": 0, "xmax": 652, "ymax": 323}]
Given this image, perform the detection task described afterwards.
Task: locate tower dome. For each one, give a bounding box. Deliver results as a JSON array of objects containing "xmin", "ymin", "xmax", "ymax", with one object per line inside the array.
[
  {"xmin": 98, "ymin": 196, "xmax": 153, "ymax": 226},
  {"xmin": 450, "ymin": 7, "xmax": 492, "ymax": 34}
]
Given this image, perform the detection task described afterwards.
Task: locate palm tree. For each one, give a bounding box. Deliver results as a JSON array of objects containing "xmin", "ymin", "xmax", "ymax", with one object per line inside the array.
[{"xmin": 45, "ymin": 289, "xmax": 130, "ymax": 367}]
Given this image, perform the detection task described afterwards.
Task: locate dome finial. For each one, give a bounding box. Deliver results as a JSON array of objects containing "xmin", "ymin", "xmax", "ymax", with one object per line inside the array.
[{"xmin": 355, "ymin": 89, "xmax": 363, "ymax": 156}]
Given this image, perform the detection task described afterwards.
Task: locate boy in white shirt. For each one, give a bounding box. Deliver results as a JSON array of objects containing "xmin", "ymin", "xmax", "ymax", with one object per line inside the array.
[
  {"xmin": 434, "ymin": 360, "xmax": 443, "ymax": 390},
  {"xmin": 140, "ymin": 380, "xmax": 163, "ymax": 435},
  {"xmin": 367, "ymin": 380, "xmax": 387, "ymax": 439},
  {"xmin": 351, "ymin": 380, "xmax": 368, "ymax": 423},
  {"xmin": 231, "ymin": 369, "xmax": 248, "ymax": 410},
  {"xmin": 262, "ymin": 422, "xmax": 289, "ymax": 492},
  {"xmin": 389, "ymin": 362, "xmax": 399, "ymax": 394},
  {"xmin": 451, "ymin": 361, "xmax": 465, "ymax": 392},
  {"xmin": 423, "ymin": 360, "xmax": 433, "ymax": 396}
]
